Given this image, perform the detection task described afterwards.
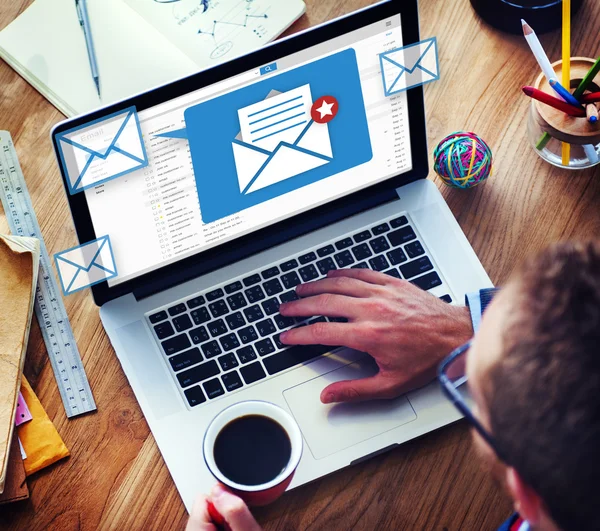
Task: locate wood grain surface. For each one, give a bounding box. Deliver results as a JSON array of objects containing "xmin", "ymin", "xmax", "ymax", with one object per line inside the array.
[{"xmin": 1, "ymin": 0, "xmax": 599, "ymax": 529}]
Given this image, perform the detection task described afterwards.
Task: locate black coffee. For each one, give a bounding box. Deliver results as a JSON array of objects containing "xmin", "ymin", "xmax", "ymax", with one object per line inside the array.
[{"xmin": 213, "ymin": 415, "xmax": 292, "ymax": 486}]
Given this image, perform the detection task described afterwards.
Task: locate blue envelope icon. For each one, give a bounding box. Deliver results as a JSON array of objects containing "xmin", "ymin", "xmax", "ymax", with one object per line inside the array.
[
  {"xmin": 54, "ymin": 235, "xmax": 117, "ymax": 295},
  {"xmin": 379, "ymin": 38, "xmax": 440, "ymax": 96},
  {"xmin": 56, "ymin": 106, "xmax": 148, "ymax": 195}
]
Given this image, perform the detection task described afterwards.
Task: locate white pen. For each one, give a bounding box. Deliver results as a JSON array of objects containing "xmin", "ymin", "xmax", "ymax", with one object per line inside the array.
[
  {"xmin": 521, "ymin": 19, "xmax": 557, "ymax": 84},
  {"xmin": 75, "ymin": 0, "xmax": 101, "ymax": 97}
]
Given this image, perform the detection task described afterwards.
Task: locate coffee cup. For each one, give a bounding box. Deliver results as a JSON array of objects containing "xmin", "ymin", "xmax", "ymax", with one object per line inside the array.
[{"xmin": 203, "ymin": 400, "xmax": 303, "ymax": 506}]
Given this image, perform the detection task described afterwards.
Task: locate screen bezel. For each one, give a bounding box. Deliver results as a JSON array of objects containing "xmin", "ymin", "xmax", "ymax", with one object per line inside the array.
[{"xmin": 51, "ymin": 0, "xmax": 427, "ymax": 306}]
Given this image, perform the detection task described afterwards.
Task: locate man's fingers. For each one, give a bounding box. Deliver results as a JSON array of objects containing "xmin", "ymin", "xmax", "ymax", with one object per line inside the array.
[
  {"xmin": 279, "ymin": 293, "xmax": 359, "ymax": 319},
  {"xmin": 281, "ymin": 322, "xmax": 362, "ymax": 349},
  {"xmin": 295, "ymin": 276, "xmax": 382, "ymax": 299},
  {"xmin": 320, "ymin": 373, "xmax": 402, "ymax": 404},
  {"xmin": 327, "ymin": 268, "xmax": 393, "ymax": 285},
  {"xmin": 210, "ymin": 485, "xmax": 262, "ymax": 531},
  {"xmin": 186, "ymin": 494, "xmax": 216, "ymax": 531}
]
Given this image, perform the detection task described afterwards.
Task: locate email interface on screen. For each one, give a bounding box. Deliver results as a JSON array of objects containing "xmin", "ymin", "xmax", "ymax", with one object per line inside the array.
[{"xmin": 83, "ymin": 15, "xmax": 412, "ymax": 287}]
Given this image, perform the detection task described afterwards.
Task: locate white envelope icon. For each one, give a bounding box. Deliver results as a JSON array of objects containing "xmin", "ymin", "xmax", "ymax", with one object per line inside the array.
[
  {"xmin": 233, "ymin": 85, "xmax": 333, "ymax": 195},
  {"xmin": 380, "ymin": 38, "xmax": 440, "ymax": 96},
  {"xmin": 54, "ymin": 235, "xmax": 118, "ymax": 295},
  {"xmin": 57, "ymin": 106, "xmax": 148, "ymax": 195}
]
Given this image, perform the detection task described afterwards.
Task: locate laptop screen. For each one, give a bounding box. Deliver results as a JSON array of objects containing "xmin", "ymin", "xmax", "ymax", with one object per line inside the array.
[{"xmin": 81, "ymin": 14, "xmax": 412, "ymax": 287}]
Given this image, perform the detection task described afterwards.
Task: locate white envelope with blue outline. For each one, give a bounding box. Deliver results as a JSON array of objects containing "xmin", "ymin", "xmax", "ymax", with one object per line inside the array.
[
  {"xmin": 54, "ymin": 236, "xmax": 117, "ymax": 295},
  {"xmin": 57, "ymin": 107, "xmax": 148, "ymax": 195},
  {"xmin": 380, "ymin": 38, "xmax": 439, "ymax": 96},
  {"xmin": 233, "ymin": 84, "xmax": 333, "ymax": 195}
]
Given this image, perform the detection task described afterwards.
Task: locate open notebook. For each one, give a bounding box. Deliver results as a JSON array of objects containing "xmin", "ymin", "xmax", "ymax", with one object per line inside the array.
[{"xmin": 0, "ymin": 0, "xmax": 305, "ymax": 117}]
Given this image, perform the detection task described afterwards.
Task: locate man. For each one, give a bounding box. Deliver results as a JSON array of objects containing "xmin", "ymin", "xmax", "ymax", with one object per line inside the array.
[{"xmin": 187, "ymin": 241, "xmax": 600, "ymax": 531}]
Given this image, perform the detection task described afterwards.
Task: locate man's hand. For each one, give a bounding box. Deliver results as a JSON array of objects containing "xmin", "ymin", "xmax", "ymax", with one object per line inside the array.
[
  {"xmin": 279, "ymin": 269, "xmax": 472, "ymax": 404},
  {"xmin": 186, "ymin": 485, "xmax": 262, "ymax": 531}
]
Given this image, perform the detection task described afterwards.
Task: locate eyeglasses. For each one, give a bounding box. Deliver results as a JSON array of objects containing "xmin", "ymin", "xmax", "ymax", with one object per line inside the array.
[{"xmin": 437, "ymin": 341, "xmax": 507, "ymax": 462}]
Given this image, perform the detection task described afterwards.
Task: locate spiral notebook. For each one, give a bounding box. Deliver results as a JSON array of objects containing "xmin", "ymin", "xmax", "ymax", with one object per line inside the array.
[{"xmin": 0, "ymin": 0, "xmax": 305, "ymax": 117}]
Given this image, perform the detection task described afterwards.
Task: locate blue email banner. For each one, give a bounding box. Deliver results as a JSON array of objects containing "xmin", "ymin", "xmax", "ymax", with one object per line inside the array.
[{"xmin": 185, "ymin": 48, "xmax": 373, "ymax": 223}]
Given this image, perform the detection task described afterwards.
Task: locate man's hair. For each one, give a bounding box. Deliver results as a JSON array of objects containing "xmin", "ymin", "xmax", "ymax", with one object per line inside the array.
[{"xmin": 486, "ymin": 241, "xmax": 600, "ymax": 531}]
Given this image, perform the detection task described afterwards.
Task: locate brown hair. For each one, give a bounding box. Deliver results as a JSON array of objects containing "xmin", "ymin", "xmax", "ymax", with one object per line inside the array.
[{"xmin": 486, "ymin": 241, "xmax": 600, "ymax": 531}]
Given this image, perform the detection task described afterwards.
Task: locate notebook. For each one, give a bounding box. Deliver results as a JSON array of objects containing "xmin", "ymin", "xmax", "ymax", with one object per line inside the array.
[{"xmin": 0, "ymin": 0, "xmax": 306, "ymax": 117}]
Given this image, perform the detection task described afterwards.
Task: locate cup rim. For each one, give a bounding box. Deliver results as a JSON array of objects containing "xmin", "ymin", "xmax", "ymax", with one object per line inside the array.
[{"xmin": 203, "ymin": 400, "xmax": 303, "ymax": 492}]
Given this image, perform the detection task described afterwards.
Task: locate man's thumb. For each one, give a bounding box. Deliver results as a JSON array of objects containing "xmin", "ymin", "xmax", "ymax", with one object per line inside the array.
[{"xmin": 320, "ymin": 374, "xmax": 398, "ymax": 404}]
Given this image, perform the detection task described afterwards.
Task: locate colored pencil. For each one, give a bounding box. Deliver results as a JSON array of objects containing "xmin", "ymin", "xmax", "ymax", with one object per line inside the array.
[
  {"xmin": 583, "ymin": 144, "xmax": 599, "ymax": 164},
  {"xmin": 561, "ymin": 0, "xmax": 571, "ymax": 165},
  {"xmin": 586, "ymin": 104, "xmax": 599, "ymax": 123},
  {"xmin": 549, "ymin": 79, "xmax": 581, "ymax": 108},
  {"xmin": 522, "ymin": 86, "xmax": 586, "ymax": 117},
  {"xmin": 581, "ymin": 92, "xmax": 600, "ymax": 104},
  {"xmin": 521, "ymin": 20, "xmax": 557, "ymax": 83},
  {"xmin": 573, "ymin": 57, "xmax": 600, "ymax": 100}
]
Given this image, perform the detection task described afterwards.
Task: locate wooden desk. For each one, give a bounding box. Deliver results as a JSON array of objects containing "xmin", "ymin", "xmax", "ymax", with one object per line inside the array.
[{"xmin": 1, "ymin": 0, "xmax": 599, "ymax": 529}]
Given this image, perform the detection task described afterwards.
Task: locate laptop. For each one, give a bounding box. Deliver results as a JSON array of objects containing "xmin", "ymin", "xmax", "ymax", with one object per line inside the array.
[{"xmin": 51, "ymin": 0, "xmax": 492, "ymax": 511}]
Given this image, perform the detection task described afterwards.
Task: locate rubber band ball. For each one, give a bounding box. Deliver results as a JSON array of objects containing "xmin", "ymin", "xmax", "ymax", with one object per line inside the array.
[{"xmin": 433, "ymin": 132, "xmax": 493, "ymax": 189}]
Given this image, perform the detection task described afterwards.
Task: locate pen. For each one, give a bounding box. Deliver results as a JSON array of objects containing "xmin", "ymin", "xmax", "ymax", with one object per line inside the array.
[
  {"xmin": 573, "ymin": 57, "xmax": 600, "ymax": 100},
  {"xmin": 521, "ymin": 20, "xmax": 557, "ymax": 84},
  {"xmin": 586, "ymin": 103, "xmax": 599, "ymax": 123},
  {"xmin": 75, "ymin": 0, "xmax": 100, "ymax": 97},
  {"xmin": 549, "ymin": 79, "xmax": 581, "ymax": 108},
  {"xmin": 522, "ymin": 86, "xmax": 586, "ymax": 117}
]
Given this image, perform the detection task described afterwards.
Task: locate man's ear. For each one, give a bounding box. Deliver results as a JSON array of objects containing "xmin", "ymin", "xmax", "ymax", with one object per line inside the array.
[{"xmin": 505, "ymin": 467, "xmax": 542, "ymax": 525}]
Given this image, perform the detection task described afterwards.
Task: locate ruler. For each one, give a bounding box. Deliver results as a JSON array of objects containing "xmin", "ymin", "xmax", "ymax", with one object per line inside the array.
[{"xmin": 0, "ymin": 131, "xmax": 96, "ymax": 418}]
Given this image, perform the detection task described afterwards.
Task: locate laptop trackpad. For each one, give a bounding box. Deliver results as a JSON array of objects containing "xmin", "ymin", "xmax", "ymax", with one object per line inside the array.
[{"xmin": 283, "ymin": 356, "xmax": 417, "ymax": 460}]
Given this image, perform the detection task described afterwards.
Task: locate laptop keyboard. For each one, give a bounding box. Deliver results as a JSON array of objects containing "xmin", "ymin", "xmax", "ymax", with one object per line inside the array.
[{"xmin": 146, "ymin": 213, "xmax": 453, "ymax": 409}]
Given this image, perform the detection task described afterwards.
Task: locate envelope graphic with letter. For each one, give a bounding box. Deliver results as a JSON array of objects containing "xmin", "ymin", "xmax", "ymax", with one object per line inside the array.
[
  {"xmin": 233, "ymin": 84, "xmax": 332, "ymax": 195},
  {"xmin": 54, "ymin": 236, "xmax": 117, "ymax": 295},
  {"xmin": 379, "ymin": 38, "xmax": 439, "ymax": 96},
  {"xmin": 56, "ymin": 106, "xmax": 148, "ymax": 195}
]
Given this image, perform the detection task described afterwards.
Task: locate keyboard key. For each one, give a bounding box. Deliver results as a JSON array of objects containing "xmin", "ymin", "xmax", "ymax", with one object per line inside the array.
[
  {"xmin": 201, "ymin": 340, "xmax": 222, "ymax": 359},
  {"xmin": 281, "ymin": 271, "xmax": 301, "ymax": 289},
  {"xmin": 184, "ymin": 386, "xmax": 206, "ymax": 407},
  {"xmin": 177, "ymin": 360, "xmax": 220, "ymax": 387},
  {"xmin": 191, "ymin": 307, "xmax": 211, "ymax": 325},
  {"xmin": 263, "ymin": 278, "xmax": 283, "ymax": 296},
  {"xmin": 274, "ymin": 313, "xmax": 295, "ymax": 330},
  {"xmin": 370, "ymin": 236, "xmax": 390, "ymax": 254},
  {"xmin": 219, "ymin": 333, "xmax": 240, "ymax": 352},
  {"xmin": 169, "ymin": 347, "xmax": 203, "ymax": 372},
  {"xmin": 317, "ymin": 244, "xmax": 335, "ymax": 257},
  {"xmin": 227, "ymin": 292, "xmax": 247, "ymax": 311},
  {"xmin": 400, "ymin": 257, "xmax": 434, "ymax": 279},
  {"xmin": 387, "ymin": 248, "xmax": 408, "ymax": 265},
  {"xmin": 405, "ymin": 240, "xmax": 425, "ymax": 259},
  {"xmin": 388, "ymin": 226, "xmax": 417, "ymax": 247},
  {"xmin": 243, "ymin": 274, "xmax": 261, "ymax": 287},
  {"xmin": 189, "ymin": 326, "xmax": 210, "ymax": 345},
  {"xmin": 173, "ymin": 314, "xmax": 193, "ymax": 333},
  {"xmin": 218, "ymin": 353, "xmax": 239, "ymax": 371},
  {"xmin": 372, "ymin": 222, "xmax": 390, "ymax": 235},
  {"xmin": 168, "ymin": 303, "xmax": 186, "ymax": 317},
  {"xmin": 240, "ymin": 362, "xmax": 267, "ymax": 384},
  {"xmin": 280, "ymin": 259, "xmax": 298, "ymax": 272},
  {"xmin": 244, "ymin": 305, "xmax": 264, "ymax": 322},
  {"xmin": 351, "ymin": 243, "xmax": 373, "ymax": 261},
  {"xmin": 328, "ymin": 317, "xmax": 348, "ymax": 323},
  {"xmin": 208, "ymin": 319, "xmax": 228, "ymax": 338},
  {"xmin": 206, "ymin": 288, "xmax": 224, "ymax": 302},
  {"xmin": 154, "ymin": 321, "xmax": 175, "ymax": 340},
  {"xmin": 411, "ymin": 272, "xmax": 442, "ymax": 291},
  {"xmin": 162, "ymin": 334, "xmax": 191, "ymax": 356},
  {"xmin": 317, "ymin": 257, "xmax": 336, "ymax": 275},
  {"xmin": 222, "ymin": 371, "xmax": 243, "ymax": 392},
  {"xmin": 256, "ymin": 318, "xmax": 276, "ymax": 337},
  {"xmin": 440, "ymin": 294, "xmax": 453, "ymax": 304},
  {"xmin": 261, "ymin": 266, "xmax": 280, "ymax": 279},
  {"xmin": 334, "ymin": 250, "xmax": 355, "ymax": 268},
  {"xmin": 262, "ymin": 297, "xmax": 280, "ymax": 315},
  {"xmin": 226, "ymin": 312, "xmax": 246, "ymax": 330},
  {"xmin": 203, "ymin": 378, "xmax": 225, "ymax": 399},
  {"xmin": 280, "ymin": 291, "xmax": 299, "ymax": 303},
  {"xmin": 390, "ymin": 216, "xmax": 408, "ymax": 228},
  {"xmin": 149, "ymin": 310, "xmax": 168, "ymax": 324},
  {"xmin": 273, "ymin": 333, "xmax": 285, "ymax": 350},
  {"xmin": 308, "ymin": 316, "xmax": 327, "ymax": 325},
  {"xmin": 299, "ymin": 264, "xmax": 319, "ymax": 282},
  {"xmin": 209, "ymin": 299, "xmax": 228, "ymax": 318},
  {"xmin": 353, "ymin": 230, "xmax": 371, "ymax": 243},
  {"xmin": 263, "ymin": 344, "xmax": 332, "ymax": 375},
  {"xmin": 236, "ymin": 345, "xmax": 257, "ymax": 364},
  {"xmin": 245, "ymin": 285, "xmax": 266, "ymax": 303},
  {"xmin": 186, "ymin": 296, "xmax": 205, "ymax": 309},
  {"xmin": 298, "ymin": 252, "xmax": 316, "ymax": 265},
  {"xmin": 238, "ymin": 326, "xmax": 259, "ymax": 344},
  {"xmin": 255, "ymin": 338, "xmax": 276, "ymax": 357},
  {"xmin": 351, "ymin": 262, "xmax": 369, "ymax": 269},
  {"xmin": 369, "ymin": 255, "xmax": 390, "ymax": 272},
  {"xmin": 335, "ymin": 237, "xmax": 354, "ymax": 250},
  {"xmin": 384, "ymin": 268, "xmax": 402, "ymax": 279},
  {"xmin": 224, "ymin": 281, "xmax": 243, "ymax": 294}
]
